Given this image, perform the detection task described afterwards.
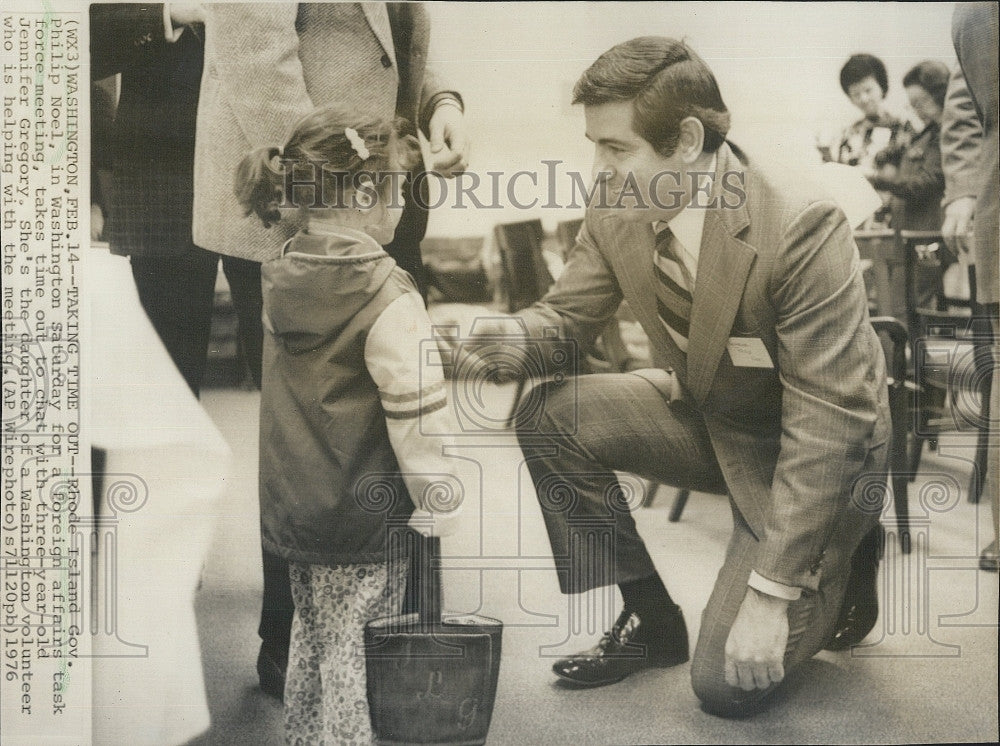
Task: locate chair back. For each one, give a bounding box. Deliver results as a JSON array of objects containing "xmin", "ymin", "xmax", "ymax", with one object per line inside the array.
[
  {"xmin": 493, "ymin": 219, "xmax": 552, "ymax": 313},
  {"xmin": 555, "ymin": 218, "xmax": 584, "ymax": 259}
]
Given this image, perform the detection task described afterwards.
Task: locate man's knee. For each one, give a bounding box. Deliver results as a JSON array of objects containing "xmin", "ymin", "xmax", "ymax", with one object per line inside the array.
[
  {"xmin": 690, "ymin": 663, "xmax": 769, "ymax": 719},
  {"xmin": 513, "ymin": 378, "xmax": 576, "ymax": 441},
  {"xmin": 690, "ymin": 647, "xmax": 771, "ymax": 719}
]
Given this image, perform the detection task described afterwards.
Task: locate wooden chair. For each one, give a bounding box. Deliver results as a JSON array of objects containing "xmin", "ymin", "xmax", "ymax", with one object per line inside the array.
[
  {"xmin": 902, "ymin": 230, "xmax": 992, "ymax": 504},
  {"xmin": 555, "ymin": 217, "xmax": 584, "ymax": 260},
  {"xmin": 872, "ymin": 316, "xmax": 914, "ymax": 553}
]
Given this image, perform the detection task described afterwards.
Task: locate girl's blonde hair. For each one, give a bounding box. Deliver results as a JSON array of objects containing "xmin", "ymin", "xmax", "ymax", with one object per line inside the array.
[{"xmin": 234, "ymin": 105, "xmax": 419, "ymax": 228}]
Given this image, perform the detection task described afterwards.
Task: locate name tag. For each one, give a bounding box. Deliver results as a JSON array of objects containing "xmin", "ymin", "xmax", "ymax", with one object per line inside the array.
[{"xmin": 727, "ymin": 337, "xmax": 774, "ymax": 368}]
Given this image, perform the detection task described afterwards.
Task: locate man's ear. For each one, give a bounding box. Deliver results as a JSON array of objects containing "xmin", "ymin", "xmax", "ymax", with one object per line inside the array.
[{"xmin": 676, "ymin": 117, "xmax": 705, "ymax": 164}]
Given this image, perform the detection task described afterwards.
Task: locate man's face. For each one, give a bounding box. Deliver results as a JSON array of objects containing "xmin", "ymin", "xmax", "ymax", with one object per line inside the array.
[{"xmin": 584, "ymin": 101, "xmax": 688, "ymax": 223}]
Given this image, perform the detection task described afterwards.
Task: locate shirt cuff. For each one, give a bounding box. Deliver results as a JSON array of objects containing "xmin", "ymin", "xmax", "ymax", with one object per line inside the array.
[
  {"xmin": 748, "ymin": 571, "xmax": 802, "ymax": 601},
  {"xmin": 428, "ymin": 92, "xmax": 464, "ymax": 115},
  {"xmin": 163, "ymin": 4, "xmax": 185, "ymax": 42}
]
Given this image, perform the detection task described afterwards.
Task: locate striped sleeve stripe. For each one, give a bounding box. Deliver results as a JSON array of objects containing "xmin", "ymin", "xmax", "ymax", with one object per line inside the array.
[
  {"xmin": 379, "ymin": 381, "xmax": 446, "ymax": 404},
  {"xmin": 380, "ymin": 382, "xmax": 448, "ymax": 419},
  {"xmin": 382, "ymin": 395, "xmax": 449, "ymax": 420}
]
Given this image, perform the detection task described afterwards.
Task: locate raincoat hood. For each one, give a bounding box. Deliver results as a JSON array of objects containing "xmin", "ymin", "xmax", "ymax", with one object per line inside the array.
[{"xmin": 262, "ymin": 227, "xmax": 398, "ymax": 353}]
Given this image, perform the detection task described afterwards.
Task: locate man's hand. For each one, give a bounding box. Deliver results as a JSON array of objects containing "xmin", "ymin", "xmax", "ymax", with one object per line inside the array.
[
  {"xmin": 90, "ymin": 204, "xmax": 105, "ymax": 242},
  {"xmin": 169, "ymin": 3, "xmax": 205, "ymax": 28},
  {"xmin": 724, "ymin": 587, "xmax": 790, "ymax": 691},
  {"xmin": 434, "ymin": 314, "xmax": 532, "ymax": 384},
  {"xmin": 941, "ymin": 196, "xmax": 976, "ymax": 257},
  {"xmin": 427, "ymin": 103, "xmax": 470, "ymax": 178}
]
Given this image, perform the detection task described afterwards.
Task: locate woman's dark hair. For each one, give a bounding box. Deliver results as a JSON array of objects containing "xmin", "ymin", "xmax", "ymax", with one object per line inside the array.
[
  {"xmin": 572, "ymin": 36, "xmax": 731, "ymax": 156},
  {"xmin": 234, "ymin": 105, "xmax": 419, "ymax": 228},
  {"xmin": 839, "ymin": 53, "xmax": 889, "ymax": 96},
  {"xmin": 902, "ymin": 60, "xmax": 951, "ymax": 110}
]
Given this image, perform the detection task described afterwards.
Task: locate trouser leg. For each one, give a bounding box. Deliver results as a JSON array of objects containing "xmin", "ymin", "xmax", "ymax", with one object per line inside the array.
[
  {"xmin": 220, "ymin": 254, "xmax": 263, "ymax": 390},
  {"xmin": 259, "ymin": 548, "xmax": 294, "ymax": 666},
  {"xmin": 515, "ymin": 373, "xmax": 726, "ymax": 595},
  {"xmin": 383, "ymin": 171, "xmax": 430, "ymax": 302},
  {"xmin": 129, "ymin": 245, "xmax": 219, "ymax": 397}
]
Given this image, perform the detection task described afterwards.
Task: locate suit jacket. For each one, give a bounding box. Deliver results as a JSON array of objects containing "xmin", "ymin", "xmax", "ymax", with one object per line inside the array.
[
  {"xmin": 877, "ymin": 122, "xmax": 944, "ymax": 233},
  {"xmin": 946, "ymin": 2, "xmax": 999, "ymax": 304},
  {"xmin": 193, "ymin": 2, "xmax": 451, "ymax": 262},
  {"xmin": 518, "ymin": 142, "xmax": 891, "ymax": 592},
  {"xmin": 90, "ymin": 4, "xmax": 204, "ymax": 256}
]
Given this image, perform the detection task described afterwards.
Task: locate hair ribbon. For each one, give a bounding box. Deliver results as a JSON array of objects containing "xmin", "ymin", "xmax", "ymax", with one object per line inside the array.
[{"xmin": 344, "ymin": 127, "xmax": 370, "ymax": 160}]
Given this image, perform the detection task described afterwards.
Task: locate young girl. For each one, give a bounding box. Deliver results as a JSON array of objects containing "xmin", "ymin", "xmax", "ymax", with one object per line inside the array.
[{"xmin": 236, "ymin": 106, "xmax": 469, "ymax": 745}]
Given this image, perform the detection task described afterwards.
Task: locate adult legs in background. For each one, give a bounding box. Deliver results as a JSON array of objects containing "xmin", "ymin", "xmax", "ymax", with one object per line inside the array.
[
  {"xmin": 218, "ymin": 253, "xmax": 291, "ymax": 694},
  {"xmin": 383, "ymin": 171, "xmax": 430, "ymax": 302},
  {"xmin": 220, "ymin": 254, "xmax": 264, "ymax": 389},
  {"xmin": 258, "ymin": 549, "xmax": 295, "ymax": 699},
  {"xmin": 284, "ymin": 560, "xmax": 407, "ymax": 746},
  {"xmin": 129, "ymin": 244, "xmax": 219, "ymax": 396},
  {"xmin": 382, "ymin": 169, "xmax": 431, "ymax": 612}
]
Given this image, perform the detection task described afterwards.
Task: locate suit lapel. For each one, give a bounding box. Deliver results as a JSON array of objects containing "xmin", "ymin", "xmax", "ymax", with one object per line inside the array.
[
  {"xmin": 686, "ymin": 145, "xmax": 756, "ymax": 404},
  {"xmin": 360, "ymin": 2, "xmax": 397, "ymax": 70}
]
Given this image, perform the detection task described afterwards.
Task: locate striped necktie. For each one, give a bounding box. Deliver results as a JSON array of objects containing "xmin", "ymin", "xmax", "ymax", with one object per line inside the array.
[{"xmin": 653, "ymin": 224, "xmax": 693, "ymax": 352}]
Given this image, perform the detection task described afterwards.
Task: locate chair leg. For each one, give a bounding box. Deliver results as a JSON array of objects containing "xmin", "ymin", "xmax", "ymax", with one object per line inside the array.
[
  {"xmin": 641, "ymin": 480, "xmax": 660, "ymax": 508},
  {"xmin": 668, "ymin": 489, "xmax": 690, "ymax": 523},
  {"xmin": 970, "ymin": 423, "xmax": 989, "ymax": 504},
  {"xmin": 969, "ymin": 346, "xmax": 992, "ymax": 503},
  {"xmin": 892, "ymin": 473, "xmax": 910, "ymax": 554}
]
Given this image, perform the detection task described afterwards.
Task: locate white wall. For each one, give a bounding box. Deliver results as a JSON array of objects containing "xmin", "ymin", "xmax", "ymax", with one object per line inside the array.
[{"xmin": 422, "ymin": 1, "xmax": 958, "ymax": 237}]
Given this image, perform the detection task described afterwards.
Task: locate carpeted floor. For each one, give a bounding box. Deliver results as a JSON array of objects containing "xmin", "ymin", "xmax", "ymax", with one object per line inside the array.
[{"xmin": 186, "ymin": 383, "xmax": 998, "ymax": 746}]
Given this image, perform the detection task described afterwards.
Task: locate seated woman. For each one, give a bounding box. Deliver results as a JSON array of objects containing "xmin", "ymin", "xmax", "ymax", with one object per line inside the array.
[{"xmin": 869, "ymin": 60, "xmax": 955, "ymax": 326}]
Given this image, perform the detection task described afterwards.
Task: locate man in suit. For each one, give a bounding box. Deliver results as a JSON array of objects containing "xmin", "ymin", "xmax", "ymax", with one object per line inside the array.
[
  {"xmin": 940, "ymin": 1, "xmax": 999, "ymax": 572},
  {"xmin": 192, "ymin": 2, "xmax": 469, "ymax": 699},
  {"xmin": 465, "ymin": 37, "xmax": 889, "ymax": 716}
]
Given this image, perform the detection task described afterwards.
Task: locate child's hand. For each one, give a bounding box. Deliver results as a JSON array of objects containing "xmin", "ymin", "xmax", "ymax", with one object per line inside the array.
[{"xmin": 408, "ymin": 508, "xmax": 463, "ymax": 538}]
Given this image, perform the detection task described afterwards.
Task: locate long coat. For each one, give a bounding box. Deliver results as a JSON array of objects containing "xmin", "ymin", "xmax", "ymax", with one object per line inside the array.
[{"xmin": 193, "ymin": 2, "xmax": 451, "ymax": 263}]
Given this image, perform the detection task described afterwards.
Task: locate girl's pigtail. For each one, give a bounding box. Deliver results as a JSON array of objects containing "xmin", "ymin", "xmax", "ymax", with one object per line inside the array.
[{"xmin": 234, "ymin": 145, "xmax": 285, "ymax": 228}]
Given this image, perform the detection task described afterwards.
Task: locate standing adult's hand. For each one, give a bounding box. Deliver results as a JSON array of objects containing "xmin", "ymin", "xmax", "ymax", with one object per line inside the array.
[
  {"xmin": 941, "ymin": 196, "xmax": 976, "ymax": 257},
  {"xmin": 724, "ymin": 587, "xmax": 790, "ymax": 691},
  {"xmin": 427, "ymin": 104, "xmax": 470, "ymax": 178},
  {"xmin": 169, "ymin": 3, "xmax": 206, "ymax": 28}
]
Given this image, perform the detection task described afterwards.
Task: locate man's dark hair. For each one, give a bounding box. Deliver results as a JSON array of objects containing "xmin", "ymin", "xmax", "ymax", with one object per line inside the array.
[
  {"xmin": 572, "ymin": 36, "xmax": 731, "ymax": 156},
  {"xmin": 839, "ymin": 53, "xmax": 889, "ymax": 96},
  {"xmin": 902, "ymin": 60, "xmax": 951, "ymax": 109}
]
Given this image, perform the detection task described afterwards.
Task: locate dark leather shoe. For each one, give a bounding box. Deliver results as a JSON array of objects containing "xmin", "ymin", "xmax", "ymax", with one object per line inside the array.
[
  {"xmin": 256, "ymin": 645, "xmax": 287, "ymax": 701},
  {"xmin": 826, "ymin": 527, "xmax": 882, "ymax": 651},
  {"xmin": 552, "ymin": 607, "xmax": 689, "ymax": 687},
  {"xmin": 980, "ymin": 543, "xmax": 999, "ymax": 573}
]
